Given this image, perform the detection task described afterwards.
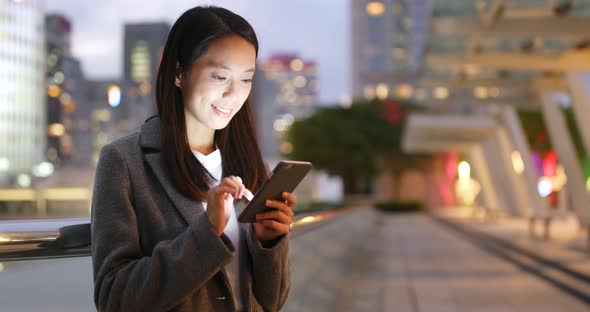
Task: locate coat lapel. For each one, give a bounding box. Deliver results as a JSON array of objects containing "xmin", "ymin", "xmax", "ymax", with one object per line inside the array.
[{"xmin": 140, "ymin": 117, "xmax": 204, "ymax": 225}]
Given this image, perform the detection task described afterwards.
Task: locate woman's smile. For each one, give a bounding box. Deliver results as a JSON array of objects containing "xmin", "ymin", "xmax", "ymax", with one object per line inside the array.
[{"xmin": 211, "ymin": 104, "xmax": 232, "ymax": 117}]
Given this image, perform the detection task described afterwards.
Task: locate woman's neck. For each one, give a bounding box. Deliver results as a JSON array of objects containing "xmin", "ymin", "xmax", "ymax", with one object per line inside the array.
[
  {"xmin": 190, "ymin": 142, "xmax": 217, "ymax": 155},
  {"xmin": 185, "ymin": 115, "xmax": 216, "ymax": 155}
]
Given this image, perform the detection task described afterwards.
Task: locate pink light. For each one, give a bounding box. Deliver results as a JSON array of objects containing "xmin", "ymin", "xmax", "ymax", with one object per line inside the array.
[
  {"xmin": 445, "ymin": 153, "xmax": 458, "ymax": 180},
  {"xmin": 530, "ymin": 152, "xmax": 543, "ymax": 176},
  {"xmin": 544, "ymin": 150, "xmax": 557, "ymax": 177}
]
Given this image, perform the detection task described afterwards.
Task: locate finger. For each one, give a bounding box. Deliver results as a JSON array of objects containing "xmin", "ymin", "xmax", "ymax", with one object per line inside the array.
[
  {"xmin": 211, "ymin": 185, "xmax": 237, "ymax": 196},
  {"xmin": 281, "ymin": 192, "xmax": 297, "ymax": 206},
  {"xmin": 228, "ymin": 176, "xmax": 245, "ymax": 199},
  {"xmin": 259, "ymin": 219, "xmax": 289, "ymax": 234},
  {"xmin": 211, "ymin": 186, "xmax": 238, "ymax": 203},
  {"xmin": 221, "ymin": 177, "xmax": 240, "ymax": 189},
  {"xmin": 265, "ymin": 200, "xmax": 295, "ymax": 217},
  {"xmin": 256, "ymin": 210, "xmax": 291, "ymax": 224},
  {"xmin": 227, "ymin": 176, "xmax": 241, "ymax": 198},
  {"xmin": 220, "ymin": 177, "xmax": 241, "ymax": 197}
]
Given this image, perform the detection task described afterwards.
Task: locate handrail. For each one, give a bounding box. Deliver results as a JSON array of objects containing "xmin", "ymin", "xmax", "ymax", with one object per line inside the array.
[{"xmin": 0, "ymin": 206, "xmax": 358, "ymax": 262}]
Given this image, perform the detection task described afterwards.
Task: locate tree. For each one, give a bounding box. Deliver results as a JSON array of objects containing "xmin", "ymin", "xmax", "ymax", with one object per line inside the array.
[{"xmin": 286, "ymin": 99, "xmax": 428, "ymax": 195}]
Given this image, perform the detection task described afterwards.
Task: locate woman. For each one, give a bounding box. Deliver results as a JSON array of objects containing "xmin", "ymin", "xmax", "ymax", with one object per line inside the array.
[{"xmin": 91, "ymin": 6, "xmax": 293, "ymax": 312}]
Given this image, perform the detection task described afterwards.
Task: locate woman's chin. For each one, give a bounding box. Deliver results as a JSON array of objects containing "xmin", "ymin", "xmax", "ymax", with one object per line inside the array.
[{"xmin": 210, "ymin": 120, "xmax": 231, "ymax": 130}]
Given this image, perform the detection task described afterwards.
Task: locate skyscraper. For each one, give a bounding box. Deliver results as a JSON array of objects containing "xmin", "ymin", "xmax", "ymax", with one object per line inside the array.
[
  {"xmin": 252, "ymin": 53, "xmax": 318, "ymax": 160},
  {"xmin": 351, "ymin": 0, "xmax": 433, "ymax": 99},
  {"xmin": 0, "ymin": 0, "xmax": 46, "ymax": 185},
  {"xmin": 122, "ymin": 22, "xmax": 170, "ymax": 132},
  {"xmin": 45, "ymin": 14, "xmax": 86, "ymax": 165},
  {"xmin": 124, "ymin": 22, "xmax": 170, "ymax": 84},
  {"xmin": 46, "ymin": 14, "xmax": 71, "ymax": 55}
]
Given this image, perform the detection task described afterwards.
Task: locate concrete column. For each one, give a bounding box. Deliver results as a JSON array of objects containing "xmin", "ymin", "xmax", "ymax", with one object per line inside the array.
[
  {"xmin": 539, "ymin": 91, "xmax": 590, "ymax": 224},
  {"xmin": 500, "ymin": 106, "xmax": 549, "ymax": 217},
  {"xmin": 565, "ymin": 72, "xmax": 590, "ymax": 159},
  {"xmin": 491, "ymin": 126, "xmax": 533, "ymax": 217},
  {"xmin": 480, "ymin": 135, "xmax": 520, "ymax": 216},
  {"xmin": 467, "ymin": 144, "xmax": 506, "ymax": 214}
]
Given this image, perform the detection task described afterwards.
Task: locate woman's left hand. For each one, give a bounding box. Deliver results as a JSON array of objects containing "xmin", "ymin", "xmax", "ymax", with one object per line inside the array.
[{"xmin": 253, "ymin": 192, "xmax": 296, "ymax": 242}]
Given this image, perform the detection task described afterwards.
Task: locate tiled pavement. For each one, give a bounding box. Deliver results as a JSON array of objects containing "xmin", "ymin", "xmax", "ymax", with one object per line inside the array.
[{"xmin": 284, "ymin": 207, "xmax": 590, "ymax": 312}]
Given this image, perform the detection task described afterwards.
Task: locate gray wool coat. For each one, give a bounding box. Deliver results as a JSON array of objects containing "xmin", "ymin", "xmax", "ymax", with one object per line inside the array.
[{"xmin": 91, "ymin": 117, "xmax": 291, "ymax": 312}]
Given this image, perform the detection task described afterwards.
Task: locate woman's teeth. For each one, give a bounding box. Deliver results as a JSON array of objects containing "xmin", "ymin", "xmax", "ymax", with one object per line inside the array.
[{"xmin": 212, "ymin": 105, "xmax": 231, "ymax": 114}]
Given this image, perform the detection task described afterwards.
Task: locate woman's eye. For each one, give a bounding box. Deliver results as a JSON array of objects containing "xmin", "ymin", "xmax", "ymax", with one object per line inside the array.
[
  {"xmin": 212, "ymin": 75, "xmax": 227, "ymax": 81},
  {"xmin": 242, "ymin": 78, "xmax": 253, "ymax": 83}
]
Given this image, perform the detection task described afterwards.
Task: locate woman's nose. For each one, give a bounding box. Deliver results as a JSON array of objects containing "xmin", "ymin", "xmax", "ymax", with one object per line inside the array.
[{"xmin": 222, "ymin": 81, "xmax": 237, "ymax": 100}]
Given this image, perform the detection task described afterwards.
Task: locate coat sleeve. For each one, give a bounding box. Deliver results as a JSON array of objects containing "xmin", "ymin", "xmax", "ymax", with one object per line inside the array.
[
  {"xmin": 246, "ymin": 225, "xmax": 291, "ymax": 311},
  {"xmin": 91, "ymin": 143, "xmax": 235, "ymax": 312}
]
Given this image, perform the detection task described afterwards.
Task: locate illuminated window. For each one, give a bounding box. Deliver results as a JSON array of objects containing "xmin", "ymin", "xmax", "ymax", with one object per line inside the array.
[
  {"xmin": 433, "ymin": 87, "xmax": 449, "ymax": 100},
  {"xmin": 375, "ymin": 83, "xmax": 389, "ymax": 99},
  {"xmin": 131, "ymin": 40, "xmax": 151, "ymax": 83},
  {"xmin": 289, "ymin": 59, "xmax": 304, "ymax": 71},
  {"xmin": 395, "ymin": 84, "xmax": 413, "ymax": 99},
  {"xmin": 366, "ymin": 2, "xmax": 385, "ymax": 16},
  {"xmin": 473, "ymin": 86, "xmax": 488, "ymax": 99}
]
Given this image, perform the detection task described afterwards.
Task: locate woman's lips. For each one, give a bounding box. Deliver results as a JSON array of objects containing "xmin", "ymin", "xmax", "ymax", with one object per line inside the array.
[{"xmin": 212, "ymin": 104, "xmax": 232, "ymax": 117}]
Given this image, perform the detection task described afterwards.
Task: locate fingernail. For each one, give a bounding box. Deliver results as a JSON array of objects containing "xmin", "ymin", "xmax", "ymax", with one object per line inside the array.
[{"xmin": 266, "ymin": 200, "xmax": 271, "ymax": 205}]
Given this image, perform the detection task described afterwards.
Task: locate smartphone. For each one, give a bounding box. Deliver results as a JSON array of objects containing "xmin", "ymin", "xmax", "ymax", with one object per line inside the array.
[{"xmin": 237, "ymin": 160, "xmax": 312, "ymax": 223}]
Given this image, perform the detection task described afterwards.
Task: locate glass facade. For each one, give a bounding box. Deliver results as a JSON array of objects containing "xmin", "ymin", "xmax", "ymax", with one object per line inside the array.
[{"xmin": 0, "ymin": 0, "xmax": 46, "ymax": 181}]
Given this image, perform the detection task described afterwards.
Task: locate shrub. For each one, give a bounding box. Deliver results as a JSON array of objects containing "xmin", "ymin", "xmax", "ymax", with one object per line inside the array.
[{"xmin": 374, "ymin": 201, "xmax": 422, "ymax": 213}]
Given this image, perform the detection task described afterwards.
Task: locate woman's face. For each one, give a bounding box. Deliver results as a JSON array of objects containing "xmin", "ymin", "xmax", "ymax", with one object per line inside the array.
[{"xmin": 177, "ymin": 35, "xmax": 256, "ymax": 131}]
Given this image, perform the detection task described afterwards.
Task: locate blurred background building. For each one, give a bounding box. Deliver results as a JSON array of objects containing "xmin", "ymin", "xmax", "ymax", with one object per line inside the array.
[
  {"xmin": 121, "ymin": 22, "xmax": 170, "ymax": 135},
  {"xmin": 252, "ymin": 53, "xmax": 318, "ymax": 160},
  {"xmin": 351, "ymin": 0, "xmax": 432, "ymax": 100},
  {"xmin": 45, "ymin": 14, "xmax": 87, "ymax": 166},
  {"xmin": 0, "ymin": 0, "xmax": 46, "ymax": 187}
]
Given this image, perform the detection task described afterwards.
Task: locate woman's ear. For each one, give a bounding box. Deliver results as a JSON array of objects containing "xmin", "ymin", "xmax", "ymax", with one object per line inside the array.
[{"xmin": 175, "ymin": 63, "xmax": 183, "ymax": 88}]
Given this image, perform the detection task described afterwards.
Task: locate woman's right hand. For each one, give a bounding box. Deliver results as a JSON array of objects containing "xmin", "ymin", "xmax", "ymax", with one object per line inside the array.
[{"xmin": 206, "ymin": 176, "xmax": 247, "ymax": 236}]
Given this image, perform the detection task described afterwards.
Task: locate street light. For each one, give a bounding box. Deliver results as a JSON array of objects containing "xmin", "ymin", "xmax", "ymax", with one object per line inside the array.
[
  {"xmin": 458, "ymin": 161, "xmax": 471, "ymax": 181},
  {"xmin": 0, "ymin": 158, "xmax": 9, "ymax": 172},
  {"xmin": 33, "ymin": 161, "xmax": 54, "ymax": 178},
  {"xmin": 17, "ymin": 174, "xmax": 31, "ymax": 188}
]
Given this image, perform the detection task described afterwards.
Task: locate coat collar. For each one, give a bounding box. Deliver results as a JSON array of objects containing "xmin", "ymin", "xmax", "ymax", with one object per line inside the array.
[
  {"xmin": 139, "ymin": 116, "xmax": 163, "ymax": 151},
  {"xmin": 139, "ymin": 116, "xmax": 204, "ymax": 225}
]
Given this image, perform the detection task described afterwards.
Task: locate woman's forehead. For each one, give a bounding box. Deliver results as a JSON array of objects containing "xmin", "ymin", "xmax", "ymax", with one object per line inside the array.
[{"xmin": 199, "ymin": 36, "xmax": 256, "ymax": 69}]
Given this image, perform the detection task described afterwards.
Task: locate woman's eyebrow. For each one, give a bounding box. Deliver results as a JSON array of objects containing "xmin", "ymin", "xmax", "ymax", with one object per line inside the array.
[{"xmin": 210, "ymin": 63, "xmax": 255, "ymax": 73}]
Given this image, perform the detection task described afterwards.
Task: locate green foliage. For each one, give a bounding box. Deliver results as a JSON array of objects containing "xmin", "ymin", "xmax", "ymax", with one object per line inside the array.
[
  {"xmin": 374, "ymin": 201, "xmax": 423, "ymax": 213},
  {"xmin": 518, "ymin": 110, "xmax": 552, "ymax": 154},
  {"xmin": 518, "ymin": 108, "xmax": 587, "ymax": 160},
  {"xmin": 285, "ymin": 98, "xmax": 428, "ymax": 194},
  {"xmin": 563, "ymin": 108, "xmax": 586, "ymax": 161},
  {"xmin": 286, "ymin": 99, "xmax": 405, "ymax": 180}
]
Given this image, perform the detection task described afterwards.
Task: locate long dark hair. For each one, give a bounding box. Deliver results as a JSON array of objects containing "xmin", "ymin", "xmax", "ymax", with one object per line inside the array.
[{"xmin": 156, "ymin": 6, "xmax": 267, "ymax": 201}]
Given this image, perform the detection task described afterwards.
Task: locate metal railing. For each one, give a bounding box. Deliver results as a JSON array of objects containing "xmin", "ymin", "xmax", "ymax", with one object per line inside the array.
[{"xmin": 0, "ymin": 205, "xmax": 359, "ymax": 262}]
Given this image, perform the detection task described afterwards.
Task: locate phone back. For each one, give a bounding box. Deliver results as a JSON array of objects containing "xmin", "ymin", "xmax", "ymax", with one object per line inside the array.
[{"xmin": 237, "ymin": 161, "xmax": 312, "ymax": 223}]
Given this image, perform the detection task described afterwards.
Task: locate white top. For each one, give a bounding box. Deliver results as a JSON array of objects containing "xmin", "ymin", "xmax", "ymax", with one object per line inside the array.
[{"xmin": 192, "ymin": 148, "xmax": 243, "ymax": 311}]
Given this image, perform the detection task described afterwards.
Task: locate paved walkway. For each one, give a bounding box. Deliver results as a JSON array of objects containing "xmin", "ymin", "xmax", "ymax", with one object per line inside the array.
[
  {"xmin": 284, "ymin": 207, "xmax": 590, "ymax": 312},
  {"xmin": 437, "ymin": 207, "xmax": 590, "ymax": 278}
]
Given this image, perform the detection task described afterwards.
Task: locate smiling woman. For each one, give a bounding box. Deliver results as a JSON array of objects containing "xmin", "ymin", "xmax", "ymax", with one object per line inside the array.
[
  {"xmin": 176, "ymin": 35, "xmax": 257, "ymax": 144},
  {"xmin": 91, "ymin": 6, "xmax": 294, "ymax": 312}
]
